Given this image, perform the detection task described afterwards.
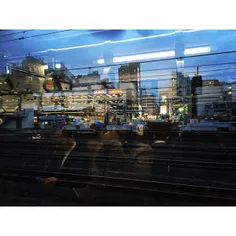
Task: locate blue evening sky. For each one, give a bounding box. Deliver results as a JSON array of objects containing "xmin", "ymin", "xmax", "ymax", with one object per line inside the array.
[{"xmin": 1, "ymin": 29, "xmax": 236, "ymax": 88}]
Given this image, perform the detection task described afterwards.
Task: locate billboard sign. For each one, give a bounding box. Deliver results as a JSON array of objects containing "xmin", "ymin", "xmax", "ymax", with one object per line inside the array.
[
  {"xmin": 94, "ymin": 90, "xmax": 107, "ymax": 95},
  {"xmin": 108, "ymin": 89, "xmax": 123, "ymax": 94}
]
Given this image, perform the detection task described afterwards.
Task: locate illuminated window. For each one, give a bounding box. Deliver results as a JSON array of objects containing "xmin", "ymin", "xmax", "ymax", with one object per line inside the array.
[{"xmin": 55, "ymin": 63, "xmax": 61, "ymax": 69}]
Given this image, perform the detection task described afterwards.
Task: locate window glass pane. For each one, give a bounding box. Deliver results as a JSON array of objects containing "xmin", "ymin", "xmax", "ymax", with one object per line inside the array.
[{"xmin": 1, "ymin": 30, "xmax": 236, "ymax": 205}]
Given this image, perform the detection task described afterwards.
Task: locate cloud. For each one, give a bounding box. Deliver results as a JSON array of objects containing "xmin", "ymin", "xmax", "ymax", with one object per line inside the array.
[
  {"xmin": 37, "ymin": 30, "xmax": 108, "ymax": 42},
  {"xmin": 92, "ymin": 30, "xmax": 126, "ymax": 40}
]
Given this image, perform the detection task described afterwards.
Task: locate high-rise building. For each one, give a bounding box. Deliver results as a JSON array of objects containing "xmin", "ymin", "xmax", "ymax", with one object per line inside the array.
[
  {"xmin": 119, "ymin": 82, "xmax": 136, "ymax": 109},
  {"xmin": 78, "ymin": 71, "xmax": 101, "ymax": 84},
  {"xmin": 191, "ymin": 75, "xmax": 203, "ymax": 92},
  {"xmin": 118, "ymin": 63, "xmax": 140, "ymax": 94},
  {"xmin": 0, "ymin": 56, "xmax": 46, "ymax": 93},
  {"xmin": 191, "ymin": 68, "xmax": 202, "ymax": 117},
  {"xmin": 221, "ymin": 82, "xmax": 236, "ymax": 102},
  {"xmin": 141, "ymin": 93, "xmax": 157, "ymax": 115},
  {"xmin": 118, "ymin": 63, "xmax": 140, "ymax": 83},
  {"xmin": 203, "ymin": 79, "xmax": 220, "ymax": 87},
  {"xmin": 170, "ymin": 71, "xmax": 191, "ymax": 116},
  {"xmin": 73, "ymin": 71, "xmax": 102, "ymax": 92},
  {"xmin": 118, "ymin": 63, "xmax": 140, "ymax": 110},
  {"xmin": 197, "ymin": 79, "xmax": 222, "ymax": 117}
]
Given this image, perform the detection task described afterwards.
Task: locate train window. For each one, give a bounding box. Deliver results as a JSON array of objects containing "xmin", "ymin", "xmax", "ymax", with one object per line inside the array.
[{"xmin": 1, "ymin": 29, "xmax": 236, "ymax": 206}]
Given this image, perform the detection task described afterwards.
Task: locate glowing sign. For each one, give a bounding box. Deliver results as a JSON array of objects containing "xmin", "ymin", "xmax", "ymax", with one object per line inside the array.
[
  {"xmin": 94, "ymin": 89, "xmax": 123, "ymax": 95},
  {"xmin": 44, "ymin": 80, "xmax": 54, "ymax": 91},
  {"xmin": 94, "ymin": 90, "xmax": 107, "ymax": 95},
  {"xmin": 108, "ymin": 89, "xmax": 123, "ymax": 94}
]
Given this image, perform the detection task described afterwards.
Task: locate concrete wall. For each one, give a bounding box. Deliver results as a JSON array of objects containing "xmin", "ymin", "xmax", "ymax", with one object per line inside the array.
[
  {"xmin": 2, "ymin": 109, "xmax": 34, "ymax": 130},
  {"xmin": 22, "ymin": 109, "xmax": 34, "ymax": 129}
]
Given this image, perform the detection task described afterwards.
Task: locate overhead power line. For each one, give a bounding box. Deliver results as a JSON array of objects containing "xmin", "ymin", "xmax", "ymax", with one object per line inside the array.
[
  {"xmin": 45, "ymin": 50, "xmax": 236, "ymax": 73},
  {"xmin": 0, "ymin": 30, "xmax": 72, "ymax": 44},
  {"xmin": 0, "ymin": 30, "xmax": 34, "ymax": 38},
  {"xmin": 66, "ymin": 61, "xmax": 236, "ymax": 77},
  {"xmin": 55, "ymin": 63, "xmax": 236, "ymax": 80},
  {"xmin": 1, "ymin": 62, "xmax": 236, "ymax": 84}
]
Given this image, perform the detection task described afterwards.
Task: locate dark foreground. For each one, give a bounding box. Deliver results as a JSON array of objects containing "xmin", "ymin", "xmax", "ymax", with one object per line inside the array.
[{"xmin": 0, "ymin": 130, "xmax": 236, "ymax": 206}]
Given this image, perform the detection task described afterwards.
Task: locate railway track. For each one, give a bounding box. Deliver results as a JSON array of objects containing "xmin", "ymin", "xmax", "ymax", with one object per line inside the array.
[
  {"xmin": 1, "ymin": 138, "xmax": 236, "ymax": 173},
  {"xmin": 0, "ymin": 167, "xmax": 236, "ymax": 205},
  {"xmin": 1, "ymin": 135, "xmax": 236, "ymax": 205},
  {"xmin": 1, "ymin": 147, "xmax": 236, "ymax": 187}
]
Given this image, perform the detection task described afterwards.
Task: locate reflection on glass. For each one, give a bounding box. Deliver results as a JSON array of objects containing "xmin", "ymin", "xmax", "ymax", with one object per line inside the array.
[{"xmin": 0, "ymin": 30, "xmax": 236, "ymax": 205}]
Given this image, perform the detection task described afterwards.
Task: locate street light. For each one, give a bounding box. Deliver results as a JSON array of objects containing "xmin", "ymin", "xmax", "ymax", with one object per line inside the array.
[{"xmin": 55, "ymin": 63, "xmax": 61, "ymax": 69}]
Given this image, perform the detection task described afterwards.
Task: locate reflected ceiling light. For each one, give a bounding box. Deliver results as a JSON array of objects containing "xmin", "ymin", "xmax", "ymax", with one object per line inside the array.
[
  {"xmin": 110, "ymin": 30, "xmax": 203, "ymax": 45},
  {"xmin": 55, "ymin": 63, "xmax": 61, "ymax": 69},
  {"xmin": 113, "ymin": 50, "xmax": 175, "ymax": 63},
  {"xmin": 97, "ymin": 59, "xmax": 105, "ymax": 64},
  {"xmin": 176, "ymin": 59, "xmax": 184, "ymax": 67},
  {"xmin": 38, "ymin": 42, "xmax": 107, "ymax": 53},
  {"xmin": 185, "ymin": 29, "xmax": 205, "ymax": 33},
  {"xmin": 184, "ymin": 46, "xmax": 211, "ymax": 55},
  {"xmin": 103, "ymin": 66, "xmax": 111, "ymax": 74},
  {"xmin": 34, "ymin": 31, "xmax": 205, "ymax": 55}
]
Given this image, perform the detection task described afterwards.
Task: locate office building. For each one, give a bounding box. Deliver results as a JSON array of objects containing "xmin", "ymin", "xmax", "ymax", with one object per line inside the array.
[
  {"xmin": 197, "ymin": 79, "xmax": 223, "ymax": 117},
  {"xmin": 0, "ymin": 56, "xmax": 46, "ymax": 93},
  {"xmin": 170, "ymin": 71, "xmax": 191, "ymax": 116},
  {"xmin": 73, "ymin": 71, "xmax": 103, "ymax": 92},
  {"xmin": 221, "ymin": 82, "xmax": 236, "ymax": 102},
  {"xmin": 191, "ymin": 68, "xmax": 202, "ymax": 117},
  {"xmin": 118, "ymin": 63, "xmax": 140, "ymax": 109},
  {"xmin": 141, "ymin": 93, "xmax": 157, "ymax": 115}
]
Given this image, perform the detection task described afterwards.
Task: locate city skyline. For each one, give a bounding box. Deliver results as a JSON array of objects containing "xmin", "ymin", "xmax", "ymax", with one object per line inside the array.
[{"xmin": 1, "ymin": 30, "xmax": 236, "ymax": 85}]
